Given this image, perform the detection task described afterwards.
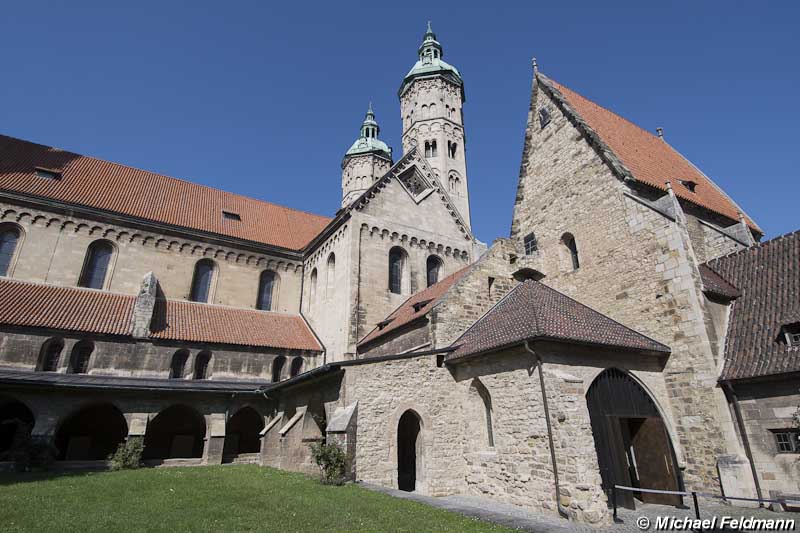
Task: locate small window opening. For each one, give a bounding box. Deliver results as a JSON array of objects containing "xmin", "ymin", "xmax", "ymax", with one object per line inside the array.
[
  {"xmin": 538, "ymin": 108, "xmax": 551, "ymax": 129},
  {"xmin": 488, "ymin": 277, "xmax": 495, "ymax": 297},
  {"xmin": 222, "ymin": 211, "xmax": 241, "ymax": 221},
  {"xmin": 523, "ymin": 232, "xmax": 538, "ymax": 255},
  {"xmin": 780, "ymin": 323, "xmax": 800, "ymax": 346},
  {"xmin": 773, "ymin": 430, "xmax": 800, "ymax": 453},
  {"xmin": 35, "ymin": 167, "xmax": 62, "ymax": 180},
  {"xmin": 679, "ymin": 180, "xmax": 697, "ymax": 193}
]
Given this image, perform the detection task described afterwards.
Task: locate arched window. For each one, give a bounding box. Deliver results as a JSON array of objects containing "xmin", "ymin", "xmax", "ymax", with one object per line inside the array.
[
  {"xmin": 78, "ymin": 240, "xmax": 114, "ymax": 289},
  {"xmin": 169, "ymin": 349, "xmax": 189, "ymax": 379},
  {"xmin": 388, "ymin": 247, "xmax": 407, "ymax": 295},
  {"xmin": 325, "ymin": 253, "xmax": 335, "ymax": 300},
  {"xmin": 469, "ymin": 379, "xmax": 495, "ymax": 448},
  {"xmin": 426, "ymin": 255, "xmax": 442, "ymax": 287},
  {"xmin": 309, "ymin": 268, "xmax": 318, "ymax": 309},
  {"xmin": 448, "ymin": 141, "xmax": 457, "ymax": 159},
  {"xmin": 38, "ymin": 337, "xmax": 64, "ymax": 372},
  {"xmin": 421, "ymin": 104, "xmax": 428, "ymax": 118},
  {"xmin": 523, "ymin": 232, "xmax": 538, "ymax": 255},
  {"xmin": 448, "ymin": 173, "xmax": 461, "ymax": 195},
  {"xmin": 190, "ymin": 259, "xmax": 216, "ymax": 303},
  {"xmin": 0, "ymin": 225, "xmax": 22, "ymax": 277},
  {"xmin": 68, "ymin": 340, "xmax": 93, "ymax": 374},
  {"xmin": 562, "ymin": 233, "xmax": 580, "ymax": 271},
  {"xmin": 290, "ymin": 357, "xmax": 303, "ymax": 378},
  {"xmin": 429, "ymin": 103, "xmax": 437, "ymax": 116},
  {"xmin": 424, "ymin": 141, "xmax": 432, "ymax": 158},
  {"xmin": 194, "ymin": 351, "xmax": 211, "ymax": 380},
  {"xmin": 430, "ymin": 140, "xmax": 438, "ymax": 157},
  {"xmin": 272, "ymin": 356, "xmax": 286, "ymax": 383},
  {"xmin": 257, "ymin": 270, "xmax": 278, "ymax": 311}
]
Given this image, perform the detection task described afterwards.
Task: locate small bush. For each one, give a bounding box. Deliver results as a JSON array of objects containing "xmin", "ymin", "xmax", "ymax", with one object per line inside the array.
[
  {"xmin": 0, "ymin": 427, "xmax": 56, "ymax": 472},
  {"xmin": 309, "ymin": 441, "xmax": 346, "ymax": 485},
  {"xmin": 108, "ymin": 437, "xmax": 144, "ymax": 471}
]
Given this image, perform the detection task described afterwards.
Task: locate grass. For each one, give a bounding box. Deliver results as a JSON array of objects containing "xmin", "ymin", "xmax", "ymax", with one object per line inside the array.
[{"xmin": 0, "ymin": 465, "xmax": 512, "ymax": 532}]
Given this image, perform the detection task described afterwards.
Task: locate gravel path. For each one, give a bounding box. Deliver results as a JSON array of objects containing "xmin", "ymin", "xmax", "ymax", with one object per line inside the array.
[{"xmin": 361, "ymin": 483, "xmax": 798, "ymax": 532}]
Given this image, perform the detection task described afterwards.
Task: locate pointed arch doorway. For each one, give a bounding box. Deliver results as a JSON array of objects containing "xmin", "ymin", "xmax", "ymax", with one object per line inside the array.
[
  {"xmin": 397, "ymin": 410, "xmax": 422, "ymax": 492},
  {"xmin": 587, "ymin": 369, "xmax": 682, "ymax": 509}
]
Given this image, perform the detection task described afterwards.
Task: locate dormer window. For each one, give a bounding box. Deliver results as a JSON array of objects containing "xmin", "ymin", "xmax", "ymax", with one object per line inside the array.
[
  {"xmin": 780, "ymin": 323, "xmax": 800, "ymax": 346},
  {"xmin": 222, "ymin": 211, "xmax": 241, "ymax": 221},
  {"xmin": 377, "ymin": 318, "xmax": 394, "ymax": 330},
  {"xmin": 412, "ymin": 299, "xmax": 433, "ymax": 313},
  {"xmin": 679, "ymin": 180, "xmax": 697, "ymax": 193},
  {"xmin": 35, "ymin": 167, "xmax": 62, "ymax": 180},
  {"xmin": 538, "ymin": 108, "xmax": 551, "ymax": 129}
]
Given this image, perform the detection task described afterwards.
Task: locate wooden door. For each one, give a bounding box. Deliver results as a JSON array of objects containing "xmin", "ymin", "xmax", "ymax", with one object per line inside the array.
[{"xmin": 630, "ymin": 417, "xmax": 681, "ymax": 506}]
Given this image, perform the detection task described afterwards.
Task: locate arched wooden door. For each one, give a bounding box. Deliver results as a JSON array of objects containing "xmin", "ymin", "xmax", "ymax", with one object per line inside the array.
[{"xmin": 587, "ymin": 369, "xmax": 682, "ymax": 508}]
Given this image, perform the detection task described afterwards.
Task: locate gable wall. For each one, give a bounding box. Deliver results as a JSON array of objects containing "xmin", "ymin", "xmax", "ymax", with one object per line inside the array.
[{"xmin": 508, "ymin": 79, "xmax": 743, "ymax": 492}]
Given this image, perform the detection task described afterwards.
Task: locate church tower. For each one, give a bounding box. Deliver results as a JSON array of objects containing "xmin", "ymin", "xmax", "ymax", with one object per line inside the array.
[
  {"xmin": 399, "ymin": 23, "xmax": 471, "ymax": 227},
  {"xmin": 341, "ymin": 104, "xmax": 393, "ymax": 207}
]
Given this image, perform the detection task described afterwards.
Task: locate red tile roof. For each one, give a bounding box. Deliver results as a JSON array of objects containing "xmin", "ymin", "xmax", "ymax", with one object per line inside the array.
[
  {"xmin": 150, "ymin": 299, "xmax": 321, "ymax": 351},
  {"xmin": 449, "ymin": 280, "xmax": 670, "ymax": 360},
  {"xmin": 0, "ymin": 278, "xmax": 134, "ymax": 335},
  {"xmin": 0, "ymin": 278, "xmax": 321, "ymax": 351},
  {"xmin": 706, "ymin": 231, "xmax": 800, "ymax": 380},
  {"xmin": 540, "ymin": 75, "xmax": 760, "ymax": 233},
  {"xmin": 698, "ymin": 264, "xmax": 740, "ymax": 300},
  {"xmin": 0, "ymin": 134, "xmax": 331, "ymax": 250},
  {"xmin": 358, "ymin": 267, "xmax": 470, "ymax": 347}
]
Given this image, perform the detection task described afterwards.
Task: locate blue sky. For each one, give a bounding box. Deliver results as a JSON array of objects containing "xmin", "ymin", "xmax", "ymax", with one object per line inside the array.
[{"xmin": 2, "ymin": 1, "xmax": 797, "ymax": 242}]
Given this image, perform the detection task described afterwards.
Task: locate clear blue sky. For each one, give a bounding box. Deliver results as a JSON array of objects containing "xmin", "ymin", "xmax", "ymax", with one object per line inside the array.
[{"xmin": 2, "ymin": 1, "xmax": 797, "ymax": 242}]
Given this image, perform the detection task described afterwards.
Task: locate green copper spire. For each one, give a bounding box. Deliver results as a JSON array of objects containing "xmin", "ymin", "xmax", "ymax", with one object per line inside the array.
[
  {"xmin": 400, "ymin": 22, "xmax": 464, "ymax": 99},
  {"xmin": 345, "ymin": 104, "xmax": 391, "ymax": 159}
]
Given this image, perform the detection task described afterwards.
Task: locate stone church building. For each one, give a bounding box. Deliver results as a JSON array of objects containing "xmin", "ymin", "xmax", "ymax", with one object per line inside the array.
[{"xmin": 0, "ymin": 24, "xmax": 797, "ymax": 523}]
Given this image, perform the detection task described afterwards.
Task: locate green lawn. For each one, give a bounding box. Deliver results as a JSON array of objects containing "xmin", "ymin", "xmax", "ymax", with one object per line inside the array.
[{"xmin": 0, "ymin": 465, "xmax": 512, "ymax": 532}]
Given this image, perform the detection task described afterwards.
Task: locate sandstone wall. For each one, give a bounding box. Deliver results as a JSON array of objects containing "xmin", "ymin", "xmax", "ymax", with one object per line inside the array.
[
  {"xmin": 508, "ymin": 79, "xmax": 743, "ymax": 492},
  {"xmin": 0, "ymin": 202, "xmax": 304, "ymax": 312}
]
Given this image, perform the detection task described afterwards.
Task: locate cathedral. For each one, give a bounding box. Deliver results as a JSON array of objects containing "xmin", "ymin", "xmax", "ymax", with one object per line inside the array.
[{"xmin": 0, "ymin": 24, "xmax": 797, "ymax": 524}]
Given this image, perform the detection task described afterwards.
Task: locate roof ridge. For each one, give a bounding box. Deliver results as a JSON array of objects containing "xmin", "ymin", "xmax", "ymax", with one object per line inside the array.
[
  {"xmin": 161, "ymin": 297, "xmax": 303, "ymax": 317},
  {"xmin": 532, "ymin": 280, "xmax": 670, "ymax": 351},
  {"xmin": 451, "ymin": 281, "xmax": 525, "ymax": 347},
  {"xmin": 0, "ymin": 133, "xmax": 332, "ymax": 223}
]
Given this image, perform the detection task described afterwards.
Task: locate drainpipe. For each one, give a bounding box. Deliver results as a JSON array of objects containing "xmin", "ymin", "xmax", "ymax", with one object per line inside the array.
[
  {"xmin": 721, "ymin": 380, "xmax": 763, "ymax": 505},
  {"xmin": 525, "ymin": 341, "xmax": 570, "ymax": 519}
]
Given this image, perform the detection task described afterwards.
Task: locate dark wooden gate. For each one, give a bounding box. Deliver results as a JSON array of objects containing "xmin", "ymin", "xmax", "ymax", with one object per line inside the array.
[{"xmin": 587, "ymin": 369, "xmax": 682, "ymax": 509}]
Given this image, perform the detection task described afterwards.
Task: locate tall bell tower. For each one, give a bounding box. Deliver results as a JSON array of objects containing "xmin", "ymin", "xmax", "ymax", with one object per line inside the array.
[
  {"xmin": 341, "ymin": 104, "xmax": 393, "ymax": 207},
  {"xmin": 399, "ymin": 22, "xmax": 471, "ymax": 227}
]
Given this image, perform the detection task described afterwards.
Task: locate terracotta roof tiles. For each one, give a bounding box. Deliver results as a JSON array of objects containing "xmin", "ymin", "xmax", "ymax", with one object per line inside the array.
[
  {"xmin": 540, "ymin": 75, "xmax": 760, "ymax": 233},
  {"xmin": 0, "ymin": 134, "xmax": 331, "ymax": 250},
  {"xmin": 0, "ymin": 278, "xmax": 321, "ymax": 352},
  {"xmin": 706, "ymin": 231, "xmax": 800, "ymax": 380},
  {"xmin": 358, "ymin": 267, "xmax": 469, "ymax": 347},
  {"xmin": 449, "ymin": 280, "xmax": 670, "ymax": 360}
]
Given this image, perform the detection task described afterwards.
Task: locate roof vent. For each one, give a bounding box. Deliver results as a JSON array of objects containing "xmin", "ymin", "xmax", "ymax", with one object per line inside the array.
[
  {"xmin": 35, "ymin": 167, "xmax": 62, "ymax": 180},
  {"xmin": 377, "ymin": 318, "xmax": 394, "ymax": 330},
  {"xmin": 412, "ymin": 299, "xmax": 433, "ymax": 312},
  {"xmin": 679, "ymin": 180, "xmax": 697, "ymax": 193},
  {"xmin": 222, "ymin": 210, "xmax": 241, "ymax": 221}
]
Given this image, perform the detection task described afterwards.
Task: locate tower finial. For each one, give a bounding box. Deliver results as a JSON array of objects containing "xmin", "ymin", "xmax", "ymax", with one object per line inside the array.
[
  {"xmin": 532, "ymin": 57, "xmax": 538, "ymax": 73},
  {"xmin": 427, "ymin": 20, "xmax": 433, "ymax": 34},
  {"xmin": 656, "ymin": 127, "xmax": 664, "ymax": 140}
]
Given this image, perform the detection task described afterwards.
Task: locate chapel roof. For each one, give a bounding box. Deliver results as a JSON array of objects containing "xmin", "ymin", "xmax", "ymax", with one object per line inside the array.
[
  {"xmin": 537, "ymin": 74, "xmax": 761, "ymax": 234},
  {"xmin": 0, "ymin": 134, "xmax": 332, "ymax": 251},
  {"xmin": 0, "ymin": 277, "xmax": 322, "ymax": 352},
  {"xmin": 448, "ymin": 280, "xmax": 670, "ymax": 360},
  {"xmin": 706, "ymin": 230, "xmax": 800, "ymax": 381}
]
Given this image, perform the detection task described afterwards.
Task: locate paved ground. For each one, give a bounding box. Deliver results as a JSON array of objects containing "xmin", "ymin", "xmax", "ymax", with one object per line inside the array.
[{"xmin": 361, "ymin": 484, "xmax": 798, "ymax": 531}]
